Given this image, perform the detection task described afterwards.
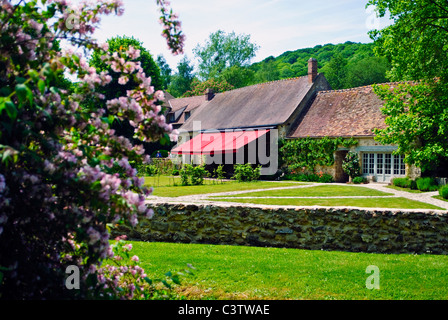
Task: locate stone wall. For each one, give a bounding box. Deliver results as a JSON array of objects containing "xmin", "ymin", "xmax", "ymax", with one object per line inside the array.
[{"xmin": 112, "ymin": 203, "xmax": 448, "ymax": 255}]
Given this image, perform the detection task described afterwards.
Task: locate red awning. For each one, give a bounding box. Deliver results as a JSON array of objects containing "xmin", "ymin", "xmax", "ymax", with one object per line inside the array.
[{"xmin": 171, "ymin": 130, "xmax": 270, "ymax": 155}]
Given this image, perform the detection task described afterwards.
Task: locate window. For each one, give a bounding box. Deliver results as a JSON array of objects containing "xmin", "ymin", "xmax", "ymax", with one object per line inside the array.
[
  {"xmin": 168, "ymin": 113, "xmax": 175, "ymax": 123},
  {"xmin": 394, "ymin": 154, "xmax": 406, "ymax": 175},
  {"xmin": 363, "ymin": 153, "xmax": 369, "ymax": 174},
  {"xmin": 362, "ymin": 153, "xmax": 405, "ymax": 178},
  {"xmin": 385, "ymin": 154, "xmax": 391, "ymax": 175},
  {"xmin": 184, "ymin": 111, "xmax": 191, "ymax": 120}
]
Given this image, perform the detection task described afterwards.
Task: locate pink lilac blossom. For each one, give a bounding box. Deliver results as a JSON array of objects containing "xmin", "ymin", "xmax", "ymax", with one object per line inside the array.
[{"xmin": 0, "ymin": 0, "xmax": 184, "ymax": 300}]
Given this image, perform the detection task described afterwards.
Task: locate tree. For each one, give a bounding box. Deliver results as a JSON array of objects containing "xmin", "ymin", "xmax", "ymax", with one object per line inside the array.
[
  {"xmin": 321, "ymin": 53, "xmax": 347, "ymax": 89},
  {"xmin": 168, "ymin": 56, "xmax": 195, "ymax": 97},
  {"xmin": 193, "ymin": 30, "xmax": 259, "ymax": 80},
  {"xmin": 183, "ymin": 78, "xmax": 233, "ymax": 97},
  {"xmin": 368, "ymin": 0, "xmax": 448, "ymax": 173},
  {"xmin": 90, "ymin": 35, "xmax": 163, "ymax": 96},
  {"xmin": 157, "ymin": 54, "xmax": 172, "ymax": 90},
  {"xmin": 345, "ymin": 56, "xmax": 390, "ymax": 88},
  {"xmin": 89, "ymin": 36, "xmax": 165, "ymax": 152},
  {"xmin": 219, "ymin": 65, "xmax": 255, "ymax": 89},
  {"xmin": 254, "ymin": 59, "xmax": 280, "ymax": 83},
  {"xmin": 0, "ymin": 0, "xmax": 183, "ymax": 299}
]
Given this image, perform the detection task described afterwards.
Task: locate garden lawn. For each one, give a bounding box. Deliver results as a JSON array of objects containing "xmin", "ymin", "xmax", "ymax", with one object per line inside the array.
[
  {"xmin": 144, "ymin": 176, "xmax": 302, "ymax": 197},
  {"xmin": 433, "ymin": 196, "xmax": 448, "ymax": 203},
  {"xmin": 130, "ymin": 241, "xmax": 448, "ymax": 300},
  {"xmin": 210, "ymin": 197, "xmax": 444, "ymax": 210},
  {"xmin": 386, "ymin": 185, "xmax": 425, "ymax": 194},
  {"xmin": 212, "ymin": 185, "xmax": 393, "ymax": 198}
]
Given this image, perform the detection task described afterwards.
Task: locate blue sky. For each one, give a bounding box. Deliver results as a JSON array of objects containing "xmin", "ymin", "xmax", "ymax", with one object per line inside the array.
[{"xmin": 93, "ymin": 0, "xmax": 391, "ymax": 70}]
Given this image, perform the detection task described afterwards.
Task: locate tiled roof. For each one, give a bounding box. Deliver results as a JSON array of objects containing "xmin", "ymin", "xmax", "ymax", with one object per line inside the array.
[
  {"xmin": 288, "ymin": 85, "xmax": 388, "ymax": 138},
  {"xmin": 166, "ymin": 95, "xmax": 206, "ymax": 125},
  {"xmin": 180, "ymin": 76, "xmax": 316, "ymax": 131}
]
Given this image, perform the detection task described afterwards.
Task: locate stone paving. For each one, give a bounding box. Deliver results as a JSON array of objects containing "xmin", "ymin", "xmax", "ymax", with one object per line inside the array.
[{"xmin": 146, "ymin": 181, "xmax": 448, "ymax": 212}]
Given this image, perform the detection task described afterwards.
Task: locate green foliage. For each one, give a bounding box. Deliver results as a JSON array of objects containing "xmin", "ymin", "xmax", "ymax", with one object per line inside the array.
[
  {"xmin": 342, "ymin": 152, "xmax": 361, "ymax": 179},
  {"xmin": 439, "ymin": 185, "xmax": 448, "ymax": 199},
  {"xmin": 193, "ymin": 30, "xmax": 259, "ymax": 80},
  {"xmin": 280, "ymin": 137, "xmax": 358, "ymax": 173},
  {"xmin": 352, "ymin": 176, "xmax": 368, "ymax": 184},
  {"xmin": 183, "ymin": 78, "xmax": 233, "ymax": 97},
  {"xmin": 135, "ymin": 164, "xmax": 158, "ymax": 177},
  {"xmin": 168, "ymin": 56, "xmax": 195, "ymax": 97},
  {"xmin": 231, "ymin": 163, "xmax": 261, "ymax": 182},
  {"xmin": 390, "ymin": 177, "xmax": 437, "ymax": 191},
  {"xmin": 415, "ymin": 177, "xmax": 439, "ymax": 192},
  {"xmin": 345, "ymin": 56, "xmax": 390, "ymax": 88},
  {"xmin": 321, "ymin": 53, "xmax": 347, "ymax": 90},
  {"xmin": 213, "ymin": 165, "xmax": 226, "ymax": 183},
  {"xmin": 249, "ymin": 42, "xmax": 390, "ymax": 86},
  {"xmin": 219, "ymin": 65, "xmax": 255, "ymax": 89},
  {"xmin": 156, "ymin": 54, "xmax": 172, "ymax": 90},
  {"xmin": 179, "ymin": 164, "xmax": 209, "ymax": 186},
  {"xmin": 373, "ymin": 82, "xmax": 448, "ymax": 172},
  {"xmin": 368, "ymin": 0, "xmax": 448, "ymax": 82},
  {"xmin": 392, "ymin": 177, "xmax": 412, "ymax": 188},
  {"xmin": 283, "ymin": 172, "xmax": 334, "ymax": 183},
  {"xmin": 369, "ymin": 0, "xmax": 448, "ymax": 172},
  {"xmin": 90, "ymin": 35, "xmax": 163, "ymax": 92}
]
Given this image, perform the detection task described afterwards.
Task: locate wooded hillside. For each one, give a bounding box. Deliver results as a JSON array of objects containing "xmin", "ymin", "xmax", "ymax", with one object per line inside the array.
[{"xmin": 249, "ymin": 41, "xmax": 391, "ymax": 90}]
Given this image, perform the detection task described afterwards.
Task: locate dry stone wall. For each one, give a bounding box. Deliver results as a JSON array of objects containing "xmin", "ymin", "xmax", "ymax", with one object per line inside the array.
[{"xmin": 112, "ymin": 203, "xmax": 448, "ymax": 255}]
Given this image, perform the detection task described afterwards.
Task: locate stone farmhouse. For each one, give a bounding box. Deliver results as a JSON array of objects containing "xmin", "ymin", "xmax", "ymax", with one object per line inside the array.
[{"xmin": 165, "ymin": 58, "xmax": 420, "ymax": 183}]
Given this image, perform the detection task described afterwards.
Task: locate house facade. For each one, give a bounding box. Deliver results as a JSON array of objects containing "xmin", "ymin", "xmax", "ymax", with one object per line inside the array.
[
  {"xmin": 169, "ymin": 58, "xmax": 331, "ymax": 176},
  {"xmin": 287, "ymin": 85, "xmax": 421, "ymax": 183},
  {"xmin": 167, "ymin": 58, "xmax": 420, "ymax": 183}
]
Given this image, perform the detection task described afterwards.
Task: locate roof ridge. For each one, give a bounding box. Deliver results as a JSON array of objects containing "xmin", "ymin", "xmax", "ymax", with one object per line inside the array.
[
  {"xmin": 317, "ymin": 80, "xmax": 417, "ymax": 95},
  {"xmin": 215, "ymin": 75, "xmax": 309, "ymax": 95}
]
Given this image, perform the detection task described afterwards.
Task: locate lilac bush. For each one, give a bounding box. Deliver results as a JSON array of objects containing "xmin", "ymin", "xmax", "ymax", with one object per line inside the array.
[{"xmin": 0, "ymin": 0, "xmax": 184, "ymax": 299}]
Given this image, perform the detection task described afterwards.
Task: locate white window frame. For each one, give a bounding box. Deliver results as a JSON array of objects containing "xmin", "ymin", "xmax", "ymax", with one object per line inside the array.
[{"xmin": 362, "ymin": 152, "xmax": 406, "ymax": 182}]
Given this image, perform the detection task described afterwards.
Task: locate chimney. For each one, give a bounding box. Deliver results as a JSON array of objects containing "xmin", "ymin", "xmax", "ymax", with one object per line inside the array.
[
  {"xmin": 205, "ymin": 88, "xmax": 214, "ymax": 101},
  {"xmin": 308, "ymin": 58, "xmax": 318, "ymax": 83}
]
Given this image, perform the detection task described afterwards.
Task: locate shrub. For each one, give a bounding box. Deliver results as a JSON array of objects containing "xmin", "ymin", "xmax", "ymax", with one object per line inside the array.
[
  {"xmin": 392, "ymin": 177, "xmax": 412, "ymax": 188},
  {"xmin": 439, "ymin": 185, "xmax": 448, "ymax": 199},
  {"xmin": 416, "ymin": 177, "xmax": 439, "ymax": 192},
  {"xmin": 283, "ymin": 172, "xmax": 333, "ymax": 183},
  {"xmin": 213, "ymin": 165, "xmax": 226, "ymax": 183},
  {"xmin": 342, "ymin": 152, "xmax": 361, "ymax": 179},
  {"xmin": 151, "ymin": 158, "xmax": 175, "ymax": 175},
  {"xmin": 0, "ymin": 0, "xmax": 185, "ymax": 299},
  {"xmin": 136, "ymin": 164, "xmax": 158, "ymax": 176},
  {"xmin": 316, "ymin": 172, "xmax": 334, "ymax": 183},
  {"xmin": 232, "ymin": 164, "xmax": 261, "ymax": 182},
  {"xmin": 191, "ymin": 165, "xmax": 208, "ymax": 185},
  {"xmin": 179, "ymin": 164, "xmax": 208, "ymax": 185},
  {"xmin": 353, "ymin": 176, "xmax": 368, "ymax": 184},
  {"xmin": 172, "ymin": 169, "xmax": 179, "ymax": 176}
]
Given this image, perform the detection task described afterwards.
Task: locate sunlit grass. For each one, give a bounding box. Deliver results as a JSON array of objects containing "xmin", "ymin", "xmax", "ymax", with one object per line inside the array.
[
  {"xmin": 144, "ymin": 175, "xmax": 303, "ymax": 197},
  {"xmin": 210, "ymin": 197, "xmax": 444, "ymax": 210},
  {"xmin": 130, "ymin": 241, "xmax": 448, "ymax": 300},
  {"xmin": 212, "ymin": 185, "xmax": 393, "ymax": 198}
]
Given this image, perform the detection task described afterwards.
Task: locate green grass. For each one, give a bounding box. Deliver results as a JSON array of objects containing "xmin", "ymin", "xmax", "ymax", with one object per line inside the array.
[
  {"xmin": 433, "ymin": 196, "xmax": 448, "ymax": 203},
  {"xmin": 213, "ymin": 185, "xmax": 393, "ymax": 198},
  {"xmin": 210, "ymin": 197, "xmax": 444, "ymax": 210},
  {"xmin": 144, "ymin": 176, "xmax": 302, "ymax": 197},
  {"xmin": 129, "ymin": 241, "xmax": 448, "ymax": 300},
  {"xmin": 386, "ymin": 185, "xmax": 425, "ymax": 194}
]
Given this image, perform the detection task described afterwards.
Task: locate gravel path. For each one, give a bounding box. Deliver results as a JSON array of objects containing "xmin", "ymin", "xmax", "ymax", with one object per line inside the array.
[{"xmin": 146, "ymin": 181, "xmax": 448, "ymax": 212}]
